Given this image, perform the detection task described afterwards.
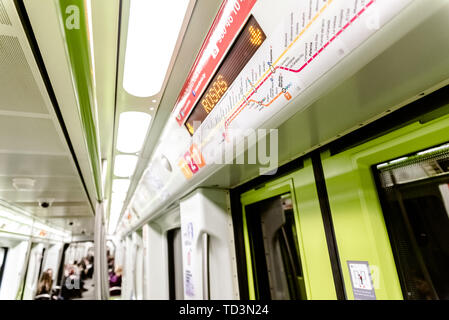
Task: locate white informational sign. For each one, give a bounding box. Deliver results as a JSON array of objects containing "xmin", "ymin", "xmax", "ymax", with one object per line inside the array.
[
  {"xmin": 347, "ymin": 261, "xmax": 376, "ymax": 300},
  {"xmin": 182, "ymin": 221, "xmax": 196, "ymax": 298}
]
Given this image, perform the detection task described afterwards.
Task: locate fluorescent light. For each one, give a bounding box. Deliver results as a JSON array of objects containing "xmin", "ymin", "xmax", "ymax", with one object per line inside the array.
[
  {"xmin": 376, "ymin": 163, "xmax": 389, "ymax": 169},
  {"xmin": 123, "ymin": 0, "xmax": 190, "ymax": 97},
  {"xmin": 389, "ymin": 157, "xmax": 408, "ymax": 165},
  {"xmin": 117, "ymin": 112, "xmax": 152, "ymax": 153},
  {"xmin": 12, "ymin": 178, "xmax": 35, "ymax": 191},
  {"xmin": 112, "ymin": 192, "xmax": 127, "ymax": 202},
  {"xmin": 417, "ymin": 143, "xmax": 449, "ymax": 156},
  {"xmin": 114, "ymin": 155, "xmax": 138, "ymax": 177},
  {"xmin": 112, "ymin": 179, "xmax": 131, "ymax": 193},
  {"xmin": 108, "ymin": 198, "xmax": 124, "ymax": 235}
]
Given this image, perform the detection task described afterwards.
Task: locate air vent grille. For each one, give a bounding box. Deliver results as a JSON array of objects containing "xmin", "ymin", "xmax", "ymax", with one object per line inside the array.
[
  {"xmin": 0, "ymin": 0, "xmax": 11, "ymax": 26},
  {"xmin": 0, "ymin": 35, "xmax": 48, "ymax": 114}
]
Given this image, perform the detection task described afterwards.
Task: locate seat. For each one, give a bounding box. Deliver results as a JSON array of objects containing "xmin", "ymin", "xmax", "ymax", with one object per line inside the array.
[
  {"xmin": 109, "ymin": 286, "xmax": 121, "ymax": 296},
  {"xmin": 34, "ymin": 293, "xmax": 52, "ymax": 300}
]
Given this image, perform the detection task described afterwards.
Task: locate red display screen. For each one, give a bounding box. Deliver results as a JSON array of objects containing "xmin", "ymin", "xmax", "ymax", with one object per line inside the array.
[{"xmin": 185, "ymin": 15, "xmax": 266, "ymax": 135}]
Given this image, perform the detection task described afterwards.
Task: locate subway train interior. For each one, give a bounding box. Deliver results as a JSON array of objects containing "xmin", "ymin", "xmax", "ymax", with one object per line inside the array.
[{"xmin": 0, "ymin": 0, "xmax": 448, "ymax": 302}]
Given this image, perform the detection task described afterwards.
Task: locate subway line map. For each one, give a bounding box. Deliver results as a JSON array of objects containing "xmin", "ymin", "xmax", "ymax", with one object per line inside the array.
[{"xmin": 188, "ymin": 0, "xmax": 413, "ymax": 170}]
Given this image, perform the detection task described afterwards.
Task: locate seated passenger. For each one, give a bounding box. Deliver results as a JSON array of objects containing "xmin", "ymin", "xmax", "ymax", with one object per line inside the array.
[
  {"xmin": 77, "ymin": 259, "xmax": 87, "ymax": 291},
  {"xmin": 86, "ymin": 256, "xmax": 94, "ymax": 279},
  {"xmin": 35, "ymin": 270, "xmax": 54, "ymax": 300},
  {"xmin": 107, "ymin": 256, "xmax": 115, "ymax": 274},
  {"xmin": 78, "ymin": 259, "xmax": 86, "ymax": 278},
  {"xmin": 109, "ymin": 266, "xmax": 122, "ymax": 296},
  {"xmin": 46, "ymin": 268, "xmax": 53, "ymax": 280},
  {"xmin": 60, "ymin": 265, "xmax": 82, "ymax": 299}
]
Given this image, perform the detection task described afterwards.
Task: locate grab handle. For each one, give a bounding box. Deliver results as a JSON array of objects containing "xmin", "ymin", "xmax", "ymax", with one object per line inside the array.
[{"xmin": 202, "ymin": 233, "xmax": 210, "ymax": 300}]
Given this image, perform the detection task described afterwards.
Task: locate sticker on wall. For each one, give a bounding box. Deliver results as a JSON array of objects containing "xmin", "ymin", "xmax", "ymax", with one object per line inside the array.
[
  {"xmin": 185, "ymin": 270, "xmax": 194, "ymax": 297},
  {"xmin": 183, "ymin": 222, "xmax": 194, "ymax": 246},
  {"xmin": 347, "ymin": 261, "xmax": 376, "ymax": 300},
  {"xmin": 187, "ymin": 248, "xmax": 192, "ymax": 266}
]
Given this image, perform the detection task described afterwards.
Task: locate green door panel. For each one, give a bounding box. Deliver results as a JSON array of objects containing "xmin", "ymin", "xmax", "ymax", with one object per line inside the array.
[
  {"xmin": 241, "ymin": 158, "xmax": 336, "ymax": 300},
  {"xmin": 321, "ymin": 112, "xmax": 449, "ymax": 300},
  {"xmin": 292, "ymin": 159, "xmax": 336, "ymax": 300}
]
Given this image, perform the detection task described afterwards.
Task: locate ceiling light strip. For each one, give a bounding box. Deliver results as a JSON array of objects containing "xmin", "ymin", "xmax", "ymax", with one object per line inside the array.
[
  {"xmin": 123, "ymin": 0, "xmax": 191, "ymax": 97},
  {"xmin": 116, "ymin": 112, "xmax": 152, "ymax": 153}
]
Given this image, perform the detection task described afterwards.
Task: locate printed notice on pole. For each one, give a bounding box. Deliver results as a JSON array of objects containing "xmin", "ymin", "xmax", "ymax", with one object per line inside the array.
[{"xmin": 347, "ymin": 261, "xmax": 376, "ymax": 300}]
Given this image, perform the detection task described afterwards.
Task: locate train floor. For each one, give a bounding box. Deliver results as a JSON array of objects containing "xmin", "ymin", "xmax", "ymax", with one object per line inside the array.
[{"xmin": 72, "ymin": 279, "xmax": 95, "ymax": 300}]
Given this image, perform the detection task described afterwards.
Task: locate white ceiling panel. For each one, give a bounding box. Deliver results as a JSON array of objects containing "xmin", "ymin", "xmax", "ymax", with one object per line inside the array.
[
  {"xmin": 23, "ymin": 205, "xmax": 92, "ymax": 218},
  {"xmin": 0, "ymin": 190, "xmax": 86, "ymax": 202},
  {"xmin": 45, "ymin": 217, "xmax": 94, "ymax": 236},
  {"xmin": 0, "ymin": 116, "xmax": 67, "ymax": 154},
  {"xmin": 0, "ymin": 153, "xmax": 77, "ymax": 177}
]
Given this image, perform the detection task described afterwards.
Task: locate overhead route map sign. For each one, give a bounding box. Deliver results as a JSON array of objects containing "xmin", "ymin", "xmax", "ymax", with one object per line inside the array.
[
  {"xmin": 176, "ymin": 0, "xmax": 414, "ymax": 180},
  {"xmin": 174, "ymin": 0, "xmax": 258, "ymax": 126}
]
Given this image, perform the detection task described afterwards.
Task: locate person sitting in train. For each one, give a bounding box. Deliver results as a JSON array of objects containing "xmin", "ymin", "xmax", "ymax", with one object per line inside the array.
[
  {"xmin": 60, "ymin": 265, "xmax": 82, "ymax": 299},
  {"xmin": 77, "ymin": 259, "xmax": 88, "ymax": 292},
  {"xmin": 85, "ymin": 255, "xmax": 94, "ymax": 279},
  {"xmin": 79, "ymin": 257, "xmax": 88, "ymax": 279},
  {"xmin": 78, "ymin": 259, "xmax": 86, "ymax": 278},
  {"xmin": 34, "ymin": 270, "xmax": 55, "ymax": 300},
  {"xmin": 46, "ymin": 268, "xmax": 53, "ymax": 280},
  {"xmin": 60, "ymin": 265, "xmax": 74, "ymax": 300},
  {"xmin": 107, "ymin": 256, "xmax": 114, "ymax": 274},
  {"xmin": 109, "ymin": 266, "xmax": 122, "ymax": 297}
]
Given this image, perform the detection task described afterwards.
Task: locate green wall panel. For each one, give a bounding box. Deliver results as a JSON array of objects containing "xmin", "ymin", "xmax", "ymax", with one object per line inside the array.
[{"xmin": 322, "ymin": 111, "xmax": 449, "ymax": 300}]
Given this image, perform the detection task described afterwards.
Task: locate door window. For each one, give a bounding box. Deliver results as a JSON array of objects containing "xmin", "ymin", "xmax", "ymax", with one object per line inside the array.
[
  {"xmin": 375, "ymin": 144, "xmax": 449, "ymax": 299},
  {"xmin": 245, "ymin": 193, "xmax": 306, "ymax": 300}
]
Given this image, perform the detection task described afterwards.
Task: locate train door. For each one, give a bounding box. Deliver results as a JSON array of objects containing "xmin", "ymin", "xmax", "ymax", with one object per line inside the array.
[
  {"xmin": 114, "ymin": 240, "xmax": 125, "ymax": 271},
  {"xmin": 42, "ymin": 244, "xmax": 63, "ymax": 283},
  {"xmin": 122, "ymin": 236, "xmax": 132, "ymax": 299},
  {"xmin": 133, "ymin": 232, "xmax": 144, "ymax": 300},
  {"xmin": 106, "ymin": 240, "xmax": 115, "ymax": 267},
  {"xmin": 0, "ymin": 247, "xmax": 8, "ymax": 289},
  {"xmin": 143, "ymin": 207, "xmax": 183, "ymax": 299},
  {"xmin": 238, "ymin": 162, "xmax": 337, "ymax": 300},
  {"xmin": 22, "ymin": 243, "xmax": 45, "ymax": 300},
  {"xmin": 242, "ymin": 184, "xmax": 307, "ymax": 300},
  {"xmin": 129, "ymin": 236, "xmax": 137, "ymax": 299},
  {"xmin": 56, "ymin": 243, "xmax": 70, "ymax": 289},
  {"xmin": 375, "ymin": 144, "xmax": 449, "ymax": 300},
  {"xmin": 140, "ymin": 232, "xmax": 149, "ymax": 300},
  {"xmin": 0, "ymin": 239, "xmax": 29, "ymax": 300},
  {"xmin": 167, "ymin": 228, "xmax": 183, "ymax": 300},
  {"xmin": 66, "ymin": 243, "xmax": 79, "ymax": 264}
]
